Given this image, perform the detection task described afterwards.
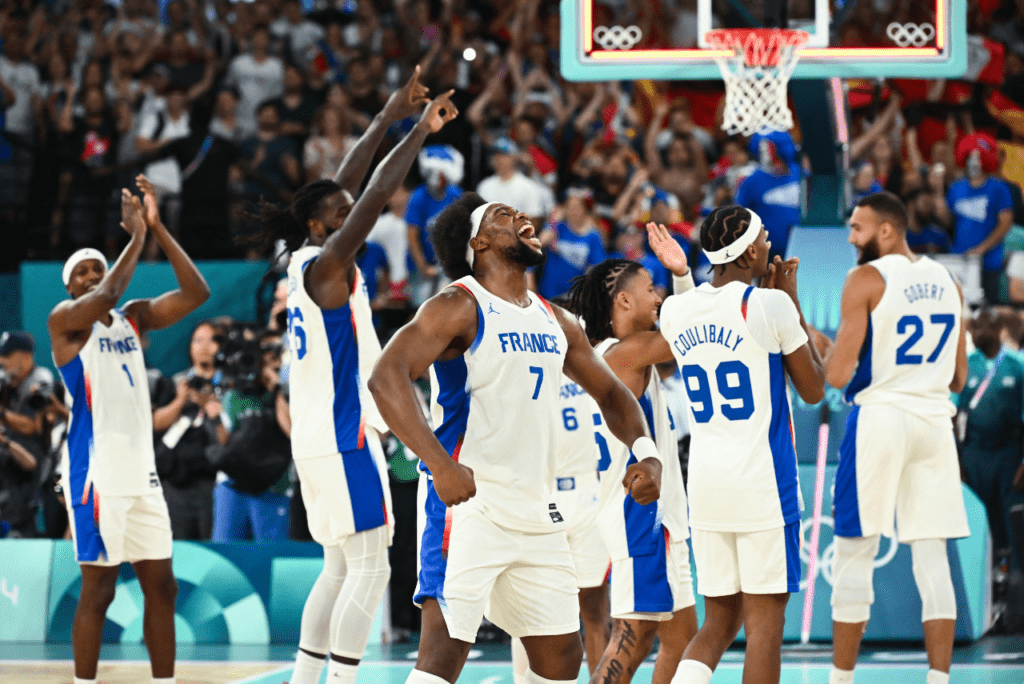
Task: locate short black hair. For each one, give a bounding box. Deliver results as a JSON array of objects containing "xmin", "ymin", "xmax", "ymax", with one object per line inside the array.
[
  {"xmin": 566, "ymin": 259, "xmax": 646, "ymax": 342},
  {"xmin": 700, "ymin": 205, "xmax": 756, "ymax": 274},
  {"xmin": 429, "ymin": 192, "xmax": 488, "ymax": 280},
  {"xmin": 854, "ymin": 191, "xmax": 908, "ymax": 232}
]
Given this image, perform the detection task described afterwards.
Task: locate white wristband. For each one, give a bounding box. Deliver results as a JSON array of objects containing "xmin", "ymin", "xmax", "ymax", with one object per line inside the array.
[
  {"xmin": 631, "ymin": 436, "xmax": 660, "ymax": 463},
  {"xmin": 672, "ymin": 270, "xmax": 695, "ymax": 295}
]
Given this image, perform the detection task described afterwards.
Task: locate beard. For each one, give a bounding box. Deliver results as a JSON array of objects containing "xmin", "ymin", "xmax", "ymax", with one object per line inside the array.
[
  {"xmin": 857, "ymin": 237, "xmax": 881, "ymax": 265},
  {"xmin": 500, "ymin": 239, "xmax": 546, "ymax": 269}
]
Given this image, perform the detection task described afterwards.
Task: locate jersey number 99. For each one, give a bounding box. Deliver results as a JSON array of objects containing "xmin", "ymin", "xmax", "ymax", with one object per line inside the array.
[{"xmin": 681, "ymin": 360, "xmax": 754, "ymax": 423}]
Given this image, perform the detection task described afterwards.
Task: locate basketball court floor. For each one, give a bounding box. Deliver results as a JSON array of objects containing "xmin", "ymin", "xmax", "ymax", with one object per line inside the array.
[{"xmin": 2, "ymin": 638, "xmax": 1022, "ymax": 684}]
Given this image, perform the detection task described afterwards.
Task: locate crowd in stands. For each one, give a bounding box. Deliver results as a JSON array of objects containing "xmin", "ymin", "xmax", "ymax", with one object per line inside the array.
[{"xmin": 3, "ymin": 0, "xmax": 1024, "ymax": 635}]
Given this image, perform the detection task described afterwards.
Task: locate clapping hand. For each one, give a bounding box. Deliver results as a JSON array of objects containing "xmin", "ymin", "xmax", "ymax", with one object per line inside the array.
[{"xmin": 646, "ymin": 222, "xmax": 689, "ymax": 277}]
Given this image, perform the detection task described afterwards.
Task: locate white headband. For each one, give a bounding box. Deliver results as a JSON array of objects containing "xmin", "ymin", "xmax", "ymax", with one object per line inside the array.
[
  {"xmin": 703, "ymin": 211, "xmax": 763, "ymax": 265},
  {"xmin": 466, "ymin": 202, "xmax": 500, "ymax": 269},
  {"xmin": 62, "ymin": 248, "xmax": 108, "ymax": 286}
]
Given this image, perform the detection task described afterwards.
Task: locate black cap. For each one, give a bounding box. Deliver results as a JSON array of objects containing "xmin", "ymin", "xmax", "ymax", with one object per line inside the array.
[{"xmin": 0, "ymin": 331, "xmax": 34, "ymax": 357}]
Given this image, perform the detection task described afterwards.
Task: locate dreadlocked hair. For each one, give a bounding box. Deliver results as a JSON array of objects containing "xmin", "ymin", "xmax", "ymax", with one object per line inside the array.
[
  {"xmin": 700, "ymin": 205, "xmax": 754, "ymax": 274},
  {"xmin": 247, "ymin": 179, "xmax": 343, "ymax": 253},
  {"xmin": 566, "ymin": 259, "xmax": 645, "ymax": 343},
  {"xmin": 429, "ymin": 192, "xmax": 487, "ymax": 280}
]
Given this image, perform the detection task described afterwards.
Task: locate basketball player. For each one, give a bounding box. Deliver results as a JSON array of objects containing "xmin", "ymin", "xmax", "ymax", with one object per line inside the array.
[
  {"xmin": 661, "ymin": 206, "xmax": 828, "ymax": 684},
  {"xmin": 826, "ymin": 191, "xmax": 969, "ymax": 684},
  {"xmin": 565, "ymin": 245, "xmax": 698, "ymax": 684},
  {"xmin": 252, "ymin": 70, "xmax": 455, "ymax": 684},
  {"xmin": 368, "ymin": 193, "xmax": 663, "ymax": 684},
  {"xmin": 49, "ymin": 176, "xmax": 211, "ymax": 684}
]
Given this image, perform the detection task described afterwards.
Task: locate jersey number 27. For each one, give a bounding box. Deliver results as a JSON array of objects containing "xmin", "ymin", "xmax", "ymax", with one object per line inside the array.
[{"xmin": 895, "ymin": 314, "xmax": 955, "ymax": 365}]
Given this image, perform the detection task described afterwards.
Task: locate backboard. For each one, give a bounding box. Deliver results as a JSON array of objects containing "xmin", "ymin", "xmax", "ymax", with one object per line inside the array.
[{"xmin": 560, "ymin": 0, "xmax": 967, "ymax": 81}]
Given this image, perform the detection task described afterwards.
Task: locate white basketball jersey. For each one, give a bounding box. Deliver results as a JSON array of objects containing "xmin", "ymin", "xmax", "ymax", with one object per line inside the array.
[
  {"xmin": 58, "ymin": 309, "xmax": 160, "ymax": 506},
  {"xmin": 845, "ymin": 254, "xmax": 960, "ymax": 424},
  {"xmin": 554, "ymin": 379, "xmax": 600, "ymax": 480},
  {"xmin": 286, "ymin": 245, "xmax": 387, "ymax": 459},
  {"xmin": 594, "ymin": 338, "xmax": 688, "ymax": 561},
  {"xmin": 428, "ymin": 276, "xmax": 568, "ymax": 533},
  {"xmin": 660, "ymin": 282, "xmax": 807, "ymax": 532}
]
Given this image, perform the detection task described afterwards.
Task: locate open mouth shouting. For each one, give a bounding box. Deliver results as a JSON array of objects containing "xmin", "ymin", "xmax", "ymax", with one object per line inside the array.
[{"xmin": 517, "ymin": 221, "xmax": 542, "ymax": 249}]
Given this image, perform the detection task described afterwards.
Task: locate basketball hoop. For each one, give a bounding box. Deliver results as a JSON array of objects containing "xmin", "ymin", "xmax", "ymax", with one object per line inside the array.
[{"xmin": 705, "ymin": 28, "xmax": 809, "ymax": 137}]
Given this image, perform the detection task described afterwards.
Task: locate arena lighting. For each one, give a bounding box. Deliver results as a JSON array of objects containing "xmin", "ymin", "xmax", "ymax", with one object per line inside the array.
[{"xmin": 463, "ymin": 47, "xmax": 477, "ymax": 61}]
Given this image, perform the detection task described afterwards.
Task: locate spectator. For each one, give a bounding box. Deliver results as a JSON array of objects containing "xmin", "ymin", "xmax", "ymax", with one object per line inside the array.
[
  {"xmin": 735, "ymin": 131, "xmax": 802, "ymax": 260},
  {"xmin": 368, "ymin": 184, "xmax": 413, "ymax": 301},
  {"xmin": 475, "ymin": 136, "xmax": 555, "ymax": 229},
  {"xmin": 904, "ymin": 187, "xmax": 953, "ymax": 254},
  {"xmin": 237, "ymin": 100, "xmax": 302, "ymax": 235},
  {"xmin": 210, "ymin": 87, "xmax": 244, "ymax": 142},
  {"xmin": 54, "ymin": 87, "xmax": 127, "ymax": 255},
  {"xmin": 849, "ymin": 160, "xmax": 884, "ymax": 209},
  {"xmin": 225, "ymin": 24, "xmax": 285, "ymax": 137},
  {"xmin": 537, "ymin": 187, "xmax": 608, "ymax": 300},
  {"xmin": 270, "ymin": 0, "xmax": 325, "ymax": 69},
  {"xmin": 0, "ymin": 423, "xmax": 39, "ymax": 538},
  {"xmin": 0, "ymin": 331, "xmax": 52, "ymax": 536},
  {"xmin": 157, "ymin": 30, "xmax": 215, "ymax": 103},
  {"xmin": 959, "ymin": 309, "xmax": 1024, "ymax": 572},
  {"xmin": 0, "ymin": 32, "xmax": 42, "ymax": 225},
  {"xmin": 405, "ymin": 144, "xmax": 464, "ymax": 305},
  {"xmin": 936, "ymin": 133, "xmax": 1014, "ymax": 303},
  {"xmin": 135, "ymin": 84, "xmax": 192, "ymax": 239},
  {"xmin": 211, "ymin": 328, "xmax": 292, "ymax": 542},
  {"xmin": 303, "ymin": 104, "xmax": 357, "ymax": 183},
  {"xmin": 273, "ymin": 63, "xmax": 318, "ymax": 145},
  {"xmin": 153, "ymin": 321, "xmax": 223, "ymax": 540}
]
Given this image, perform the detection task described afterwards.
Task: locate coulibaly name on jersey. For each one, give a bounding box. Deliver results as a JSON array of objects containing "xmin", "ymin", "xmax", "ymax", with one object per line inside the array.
[
  {"xmin": 97, "ymin": 336, "xmax": 140, "ymax": 354},
  {"xmin": 498, "ymin": 332, "xmax": 561, "ymax": 355},
  {"xmin": 672, "ymin": 324, "xmax": 743, "ymax": 358},
  {"xmin": 903, "ymin": 282, "xmax": 946, "ymax": 304}
]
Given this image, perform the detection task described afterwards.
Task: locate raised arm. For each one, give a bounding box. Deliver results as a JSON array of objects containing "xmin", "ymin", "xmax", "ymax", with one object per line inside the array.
[
  {"xmin": 122, "ymin": 175, "xmax": 211, "ymax": 333},
  {"xmin": 307, "ymin": 92, "xmax": 458, "ymax": 309},
  {"xmin": 332, "ymin": 65, "xmax": 430, "ymax": 195},
  {"xmin": 555, "ymin": 306, "xmax": 661, "ymax": 505},
  {"xmin": 825, "ymin": 264, "xmax": 883, "ymax": 390},
  {"xmin": 764, "ymin": 256, "xmax": 829, "ymax": 403},
  {"xmin": 601, "ymin": 330, "xmax": 675, "ymax": 397},
  {"xmin": 368, "ymin": 288, "xmax": 479, "ymax": 506},
  {"xmin": 48, "ymin": 190, "xmax": 147, "ymax": 366},
  {"xmin": 950, "ymin": 280, "xmax": 968, "ymax": 393}
]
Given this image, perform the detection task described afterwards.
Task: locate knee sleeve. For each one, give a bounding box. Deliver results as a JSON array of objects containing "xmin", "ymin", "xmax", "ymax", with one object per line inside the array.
[
  {"xmin": 298, "ymin": 545, "xmax": 347, "ymax": 654},
  {"xmin": 911, "ymin": 539, "xmax": 956, "ymax": 622},
  {"xmin": 524, "ymin": 671, "xmax": 576, "ymax": 684},
  {"xmin": 331, "ymin": 525, "xmax": 391, "ymax": 659},
  {"xmin": 831, "ymin": 535, "xmax": 880, "ymax": 624}
]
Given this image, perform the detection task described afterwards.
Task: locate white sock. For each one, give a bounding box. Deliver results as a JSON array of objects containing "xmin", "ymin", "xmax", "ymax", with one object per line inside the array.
[
  {"xmin": 511, "ymin": 637, "xmax": 529, "ymax": 684},
  {"xmin": 523, "ymin": 670, "xmax": 576, "ymax": 684},
  {"xmin": 829, "ymin": 667, "xmax": 855, "ymax": 684},
  {"xmin": 672, "ymin": 659, "xmax": 713, "ymax": 684},
  {"xmin": 153, "ymin": 679, "xmax": 175, "ymax": 684},
  {"xmin": 73, "ymin": 679, "xmax": 97, "ymax": 684},
  {"xmin": 926, "ymin": 669, "xmax": 949, "ymax": 684},
  {"xmin": 291, "ymin": 649, "xmax": 327, "ymax": 684},
  {"xmin": 326, "ymin": 660, "xmax": 358, "ymax": 683},
  {"xmin": 405, "ymin": 669, "xmax": 451, "ymax": 684}
]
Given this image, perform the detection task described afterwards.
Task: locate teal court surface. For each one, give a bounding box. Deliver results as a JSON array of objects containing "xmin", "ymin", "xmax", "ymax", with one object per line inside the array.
[{"xmin": 2, "ymin": 638, "xmax": 1022, "ymax": 684}]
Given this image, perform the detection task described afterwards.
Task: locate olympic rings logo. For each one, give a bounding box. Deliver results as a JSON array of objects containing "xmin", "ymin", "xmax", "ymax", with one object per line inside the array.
[
  {"xmin": 886, "ymin": 22, "xmax": 936, "ymax": 48},
  {"xmin": 798, "ymin": 515, "xmax": 898, "ymax": 589},
  {"xmin": 593, "ymin": 25, "xmax": 643, "ymax": 51}
]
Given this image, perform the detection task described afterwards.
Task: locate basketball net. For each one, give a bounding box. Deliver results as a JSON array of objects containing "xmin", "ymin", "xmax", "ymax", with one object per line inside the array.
[{"xmin": 705, "ymin": 28, "xmax": 809, "ymax": 137}]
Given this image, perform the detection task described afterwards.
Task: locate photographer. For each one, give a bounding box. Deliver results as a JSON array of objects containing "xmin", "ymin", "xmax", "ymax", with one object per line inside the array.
[
  {"xmin": 0, "ymin": 331, "xmax": 51, "ymax": 536},
  {"xmin": 210, "ymin": 327, "xmax": 292, "ymax": 541},
  {"xmin": 152, "ymin": 320, "xmax": 223, "ymax": 540}
]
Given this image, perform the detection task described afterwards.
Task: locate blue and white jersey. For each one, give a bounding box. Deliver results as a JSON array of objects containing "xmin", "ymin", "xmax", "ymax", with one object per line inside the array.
[
  {"xmin": 660, "ymin": 282, "xmax": 807, "ymax": 532},
  {"xmin": 554, "ymin": 379, "xmax": 600, "ymax": 481},
  {"xmin": 844, "ymin": 254, "xmax": 960, "ymax": 424},
  {"xmin": 286, "ymin": 244, "xmax": 388, "ymax": 459},
  {"xmin": 594, "ymin": 338, "xmax": 688, "ymax": 561},
  {"xmin": 58, "ymin": 309, "xmax": 159, "ymax": 517},
  {"xmin": 428, "ymin": 276, "xmax": 568, "ymax": 533}
]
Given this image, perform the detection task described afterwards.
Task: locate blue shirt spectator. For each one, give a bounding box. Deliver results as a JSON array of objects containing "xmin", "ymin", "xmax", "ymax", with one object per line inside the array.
[
  {"xmin": 404, "ymin": 184, "xmax": 463, "ymax": 274},
  {"xmin": 539, "ymin": 221, "xmax": 607, "ymax": 300},
  {"xmin": 736, "ymin": 132, "xmax": 802, "ymax": 259},
  {"xmin": 947, "ymin": 176, "xmax": 1014, "ymax": 270}
]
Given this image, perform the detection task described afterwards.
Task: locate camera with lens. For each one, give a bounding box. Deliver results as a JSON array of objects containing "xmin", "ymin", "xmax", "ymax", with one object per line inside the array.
[
  {"xmin": 187, "ymin": 374, "xmax": 214, "ymax": 392},
  {"xmin": 26, "ymin": 381, "xmax": 57, "ymax": 412},
  {"xmin": 213, "ymin": 323, "xmax": 282, "ymax": 395}
]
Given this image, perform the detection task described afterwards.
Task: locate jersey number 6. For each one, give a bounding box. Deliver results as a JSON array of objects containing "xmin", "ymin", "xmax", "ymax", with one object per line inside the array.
[{"xmin": 681, "ymin": 360, "xmax": 755, "ymax": 424}]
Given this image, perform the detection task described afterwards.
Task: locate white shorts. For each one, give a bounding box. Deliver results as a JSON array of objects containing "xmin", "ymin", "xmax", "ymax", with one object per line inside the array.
[
  {"xmin": 67, "ymin": 491, "xmax": 173, "ymax": 566},
  {"xmin": 295, "ymin": 429, "xmax": 394, "ymax": 546},
  {"xmin": 414, "ymin": 474, "xmax": 579, "ymax": 643},
  {"xmin": 691, "ymin": 522, "xmax": 800, "ymax": 596},
  {"xmin": 610, "ymin": 531, "xmax": 695, "ymax": 620},
  {"xmin": 834, "ymin": 404, "xmax": 970, "ymax": 542},
  {"xmin": 553, "ymin": 473, "xmax": 610, "ymax": 589}
]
